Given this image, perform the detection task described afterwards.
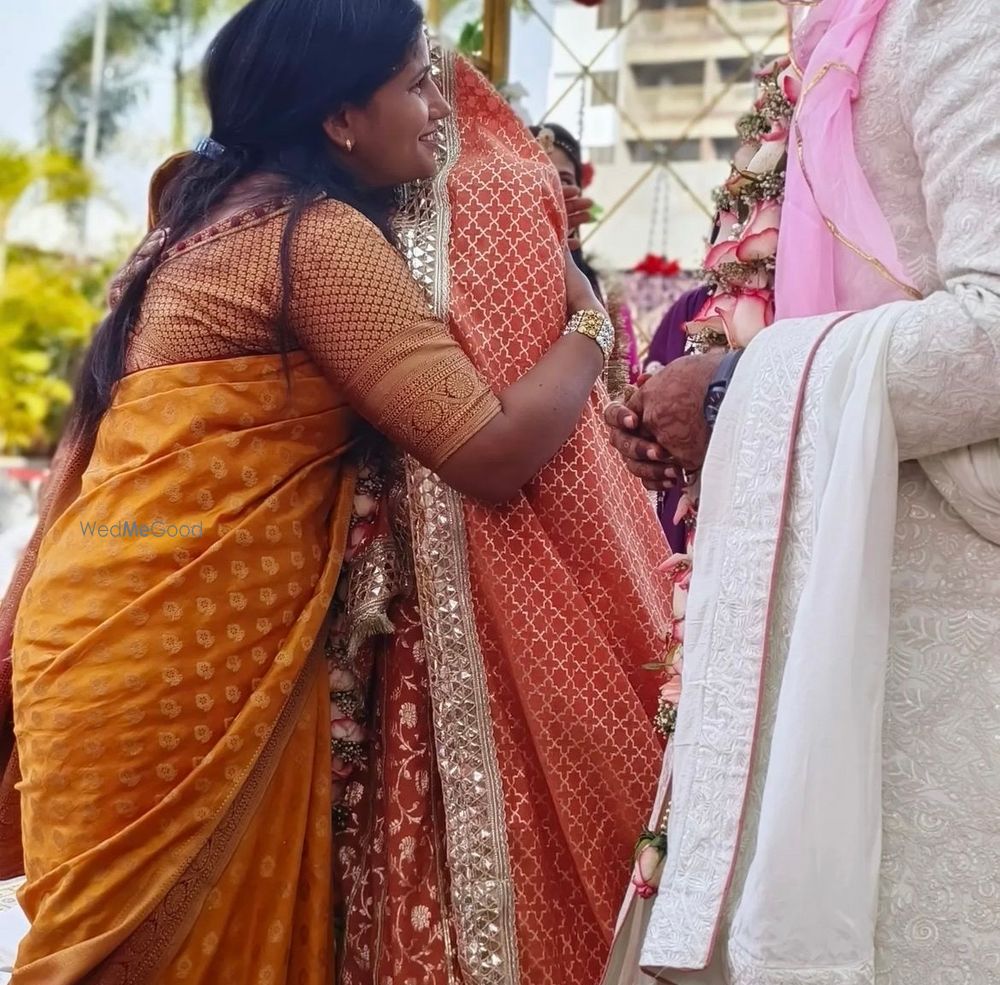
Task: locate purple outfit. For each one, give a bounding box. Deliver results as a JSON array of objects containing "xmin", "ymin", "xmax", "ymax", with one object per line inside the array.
[{"xmin": 644, "ymin": 286, "xmax": 711, "ymax": 553}]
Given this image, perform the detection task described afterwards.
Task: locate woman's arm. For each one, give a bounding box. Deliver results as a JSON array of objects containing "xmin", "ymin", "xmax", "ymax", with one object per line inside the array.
[
  {"xmin": 439, "ymin": 326, "xmax": 602, "ymax": 502},
  {"xmin": 290, "ymin": 201, "xmax": 606, "ymax": 503}
]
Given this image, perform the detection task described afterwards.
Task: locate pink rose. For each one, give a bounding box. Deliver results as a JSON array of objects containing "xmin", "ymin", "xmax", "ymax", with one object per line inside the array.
[
  {"xmin": 754, "ymin": 54, "xmax": 791, "ymax": 80},
  {"xmin": 740, "ymin": 267, "xmax": 771, "ymax": 290},
  {"xmin": 331, "ymin": 717, "xmax": 365, "ymax": 743},
  {"xmin": 329, "ymin": 667, "xmax": 357, "ymax": 693},
  {"xmin": 704, "ymin": 238, "xmax": 740, "ymax": 272},
  {"xmin": 747, "ymin": 139, "xmax": 787, "ymax": 176},
  {"xmin": 761, "ymin": 119, "xmax": 788, "ymax": 144},
  {"xmin": 708, "ymin": 290, "xmax": 775, "ymax": 349},
  {"xmin": 659, "ymin": 552, "xmax": 691, "ymax": 576},
  {"xmin": 673, "ymin": 494, "xmax": 696, "ymax": 527},
  {"xmin": 779, "ymin": 65, "xmax": 802, "ymax": 104},
  {"xmin": 733, "ymin": 142, "xmax": 759, "ymax": 171},
  {"xmin": 736, "ymin": 201, "xmax": 781, "ymax": 263},
  {"xmin": 353, "ymin": 493, "xmax": 378, "ymax": 519},
  {"xmin": 672, "ymin": 581, "xmax": 688, "ymax": 622},
  {"xmin": 716, "ymin": 210, "xmax": 740, "ymax": 241},
  {"xmin": 674, "ymin": 565, "xmax": 692, "ymax": 592},
  {"xmin": 659, "ymin": 658, "xmax": 683, "ymax": 706},
  {"xmin": 670, "ymin": 616, "xmax": 686, "ymax": 645},
  {"xmin": 631, "ymin": 831, "xmax": 667, "ymax": 900}
]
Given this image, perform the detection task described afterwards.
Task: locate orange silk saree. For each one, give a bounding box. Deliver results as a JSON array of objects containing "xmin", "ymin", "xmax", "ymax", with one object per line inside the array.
[
  {"xmin": 7, "ymin": 353, "xmax": 354, "ymax": 982},
  {"xmin": 334, "ymin": 54, "xmax": 672, "ymax": 985}
]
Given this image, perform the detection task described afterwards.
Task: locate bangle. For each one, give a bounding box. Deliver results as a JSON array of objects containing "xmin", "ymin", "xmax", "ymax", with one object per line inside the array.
[{"xmin": 564, "ymin": 309, "xmax": 614, "ymax": 365}]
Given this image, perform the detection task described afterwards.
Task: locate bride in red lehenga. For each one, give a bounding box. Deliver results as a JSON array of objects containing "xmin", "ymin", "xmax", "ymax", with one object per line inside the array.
[{"xmin": 332, "ymin": 50, "xmax": 673, "ymax": 985}]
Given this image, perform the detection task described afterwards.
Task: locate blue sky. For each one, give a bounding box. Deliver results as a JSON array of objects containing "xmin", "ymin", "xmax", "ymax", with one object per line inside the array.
[{"xmin": 1, "ymin": 0, "xmax": 97, "ymax": 146}]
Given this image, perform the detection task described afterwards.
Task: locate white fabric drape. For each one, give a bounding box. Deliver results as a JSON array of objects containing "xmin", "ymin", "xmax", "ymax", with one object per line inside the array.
[{"xmin": 726, "ymin": 305, "xmax": 900, "ymax": 979}]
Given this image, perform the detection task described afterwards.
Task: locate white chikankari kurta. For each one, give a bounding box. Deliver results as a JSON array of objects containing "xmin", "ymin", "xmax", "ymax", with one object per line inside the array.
[{"xmin": 641, "ymin": 2, "xmax": 1000, "ymax": 983}]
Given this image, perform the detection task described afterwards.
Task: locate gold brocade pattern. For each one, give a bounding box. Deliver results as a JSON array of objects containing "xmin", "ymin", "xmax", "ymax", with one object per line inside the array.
[
  {"xmin": 334, "ymin": 602, "xmax": 462, "ymax": 985},
  {"xmin": 125, "ymin": 198, "xmax": 501, "ymax": 472},
  {"xmin": 397, "ymin": 47, "xmax": 521, "ymax": 985},
  {"xmin": 384, "ymin": 51, "xmax": 672, "ymax": 985},
  {"xmin": 444, "ymin": 57, "xmax": 671, "ymax": 984},
  {"xmin": 11, "ymin": 354, "xmax": 348, "ymax": 983},
  {"xmin": 345, "ymin": 534, "xmax": 410, "ymax": 657}
]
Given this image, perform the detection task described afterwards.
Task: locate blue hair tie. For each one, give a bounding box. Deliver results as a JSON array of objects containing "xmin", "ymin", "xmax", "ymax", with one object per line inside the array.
[{"xmin": 195, "ymin": 137, "xmax": 226, "ymax": 161}]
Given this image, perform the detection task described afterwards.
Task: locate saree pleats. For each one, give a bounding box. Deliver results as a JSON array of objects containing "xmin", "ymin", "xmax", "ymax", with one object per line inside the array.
[{"xmin": 11, "ymin": 352, "xmax": 355, "ymax": 983}]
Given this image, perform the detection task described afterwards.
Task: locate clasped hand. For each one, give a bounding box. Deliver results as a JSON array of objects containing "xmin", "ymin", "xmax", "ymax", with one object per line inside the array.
[
  {"xmin": 561, "ymin": 184, "xmax": 594, "ymax": 252},
  {"xmin": 604, "ymin": 350, "xmax": 726, "ymax": 489}
]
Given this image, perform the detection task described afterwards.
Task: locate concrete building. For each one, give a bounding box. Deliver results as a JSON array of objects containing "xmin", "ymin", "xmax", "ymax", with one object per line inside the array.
[{"xmin": 538, "ymin": 0, "xmax": 787, "ymax": 270}]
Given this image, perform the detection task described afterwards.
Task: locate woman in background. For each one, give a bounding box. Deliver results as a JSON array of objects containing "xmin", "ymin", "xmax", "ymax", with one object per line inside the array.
[
  {"xmin": 530, "ymin": 122, "xmax": 603, "ymax": 299},
  {"xmin": 532, "ymin": 122, "xmax": 641, "ymax": 392},
  {"xmin": 336, "ymin": 51, "xmax": 671, "ymax": 985}
]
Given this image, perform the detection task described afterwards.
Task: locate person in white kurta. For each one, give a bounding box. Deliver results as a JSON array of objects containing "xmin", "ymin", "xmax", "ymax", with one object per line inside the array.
[{"xmin": 608, "ymin": 1, "xmax": 1000, "ymax": 983}]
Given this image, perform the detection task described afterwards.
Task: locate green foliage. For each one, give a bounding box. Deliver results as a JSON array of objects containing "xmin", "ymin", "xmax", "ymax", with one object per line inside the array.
[
  {"xmin": 0, "ymin": 252, "xmax": 102, "ymax": 454},
  {"xmin": 0, "ymin": 144, "xmax": 94, "ymax": 293},
  {"xmin": 457, "ymin": 17, "xmax": 485, "ymax": 58},
  {"xmin": 0, "ymin": 144, "xmax": 92, "ymax": 215}
]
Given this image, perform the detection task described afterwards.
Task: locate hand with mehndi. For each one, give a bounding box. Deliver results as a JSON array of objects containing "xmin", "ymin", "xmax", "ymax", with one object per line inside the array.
[
  {"xmin": 604, "ymin": 350, "xmax": 726, "ymax": 483},
  {"xmin": 561, "ymin": 184, "xmax": 594, "ymax": 251}
]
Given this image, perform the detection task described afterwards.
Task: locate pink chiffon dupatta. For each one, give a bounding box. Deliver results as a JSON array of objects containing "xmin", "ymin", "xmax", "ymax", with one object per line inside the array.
[{"xmin": 775, "ymin": 0, "xmax": 920, "ymax": 319}]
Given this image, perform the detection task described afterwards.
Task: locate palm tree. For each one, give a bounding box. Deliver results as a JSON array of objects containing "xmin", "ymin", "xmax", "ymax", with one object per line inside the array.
[
  {"xmin": 38, "ymin": 2, "xmax": 163, "ymax": 160},
  {"xmin": 38, "ymin": 0, "xmax": 247, "ymax": 162},
  {"xmin": 0, "ymin": 145, "xmax": 93, "ymax": 292}
]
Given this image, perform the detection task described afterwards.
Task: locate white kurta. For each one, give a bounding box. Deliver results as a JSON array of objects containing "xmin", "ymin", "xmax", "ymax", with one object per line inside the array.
[{"xmin": 641, "ymin": 2, "xmax": 1000, "ymax": 983}]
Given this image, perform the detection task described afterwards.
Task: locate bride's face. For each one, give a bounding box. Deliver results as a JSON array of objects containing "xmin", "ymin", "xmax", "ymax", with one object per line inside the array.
[{"xmin": 335, "ymin": 35, "xmax": 452, "ymax": 189}]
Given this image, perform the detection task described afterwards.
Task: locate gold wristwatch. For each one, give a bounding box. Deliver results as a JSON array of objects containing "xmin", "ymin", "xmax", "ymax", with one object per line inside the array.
[{"xmin": 563, "ymin": 309, "xmax": 615, "ymax": 365}]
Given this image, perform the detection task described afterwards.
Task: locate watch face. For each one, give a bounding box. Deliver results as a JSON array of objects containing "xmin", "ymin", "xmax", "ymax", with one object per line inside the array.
[{"xmin": 704, "ymin": 383, "xmax": 727, "ymax": 427}]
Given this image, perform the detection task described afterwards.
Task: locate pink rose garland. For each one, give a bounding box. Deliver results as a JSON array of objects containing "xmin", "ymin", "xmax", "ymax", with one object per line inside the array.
[{"xmin": 685, "ymin": 56, "xmax": 800, "ymax": 351}]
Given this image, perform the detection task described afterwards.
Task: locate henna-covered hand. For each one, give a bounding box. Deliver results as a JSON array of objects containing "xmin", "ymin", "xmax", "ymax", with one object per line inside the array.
[
  {"xmin": 636, "ymin": 352, "xmax": 723, "ymax": 471},
  {"xmin": 604, "ymin": 399, "xmax": 677, "ymax": 491},
  {"xmin": 604, "ymin": 350, "xmax": 725, "ymax": 482}
]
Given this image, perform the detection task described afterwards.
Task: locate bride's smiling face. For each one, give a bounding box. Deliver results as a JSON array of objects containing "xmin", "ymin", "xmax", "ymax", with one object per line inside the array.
[{"xmin": 325, "ymin": 34, "xmax": 452, "ymax": 189}]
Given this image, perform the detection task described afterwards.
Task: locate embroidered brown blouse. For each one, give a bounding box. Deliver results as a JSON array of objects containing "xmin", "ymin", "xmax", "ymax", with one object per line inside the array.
[{"xmin": 125, "ymin": 198, "xmax": 502, "ymax": 469}]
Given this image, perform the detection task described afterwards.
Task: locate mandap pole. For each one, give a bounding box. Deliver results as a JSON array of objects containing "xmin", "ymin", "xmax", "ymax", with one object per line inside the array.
[{"xmin": 481, "ymin": 0, "xmax": 511, "ymax": 84}]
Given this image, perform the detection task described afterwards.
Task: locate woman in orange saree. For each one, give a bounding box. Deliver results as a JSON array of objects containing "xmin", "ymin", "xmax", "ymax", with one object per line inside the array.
[{"xmin": 0, "ymin": 2, "xmax": 672, "ymax": 983}]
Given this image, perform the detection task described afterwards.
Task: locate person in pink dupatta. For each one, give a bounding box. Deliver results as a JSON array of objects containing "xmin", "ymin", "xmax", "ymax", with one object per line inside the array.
[{"xmin": 604, "ymin": 0, "xmax": 1000, "ymax": 982}]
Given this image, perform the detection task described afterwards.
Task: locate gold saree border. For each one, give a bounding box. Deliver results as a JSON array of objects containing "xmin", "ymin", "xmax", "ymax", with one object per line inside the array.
[{"xmin": 396, "ymin": 49, "xmax": 521, "ymax": 985}]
